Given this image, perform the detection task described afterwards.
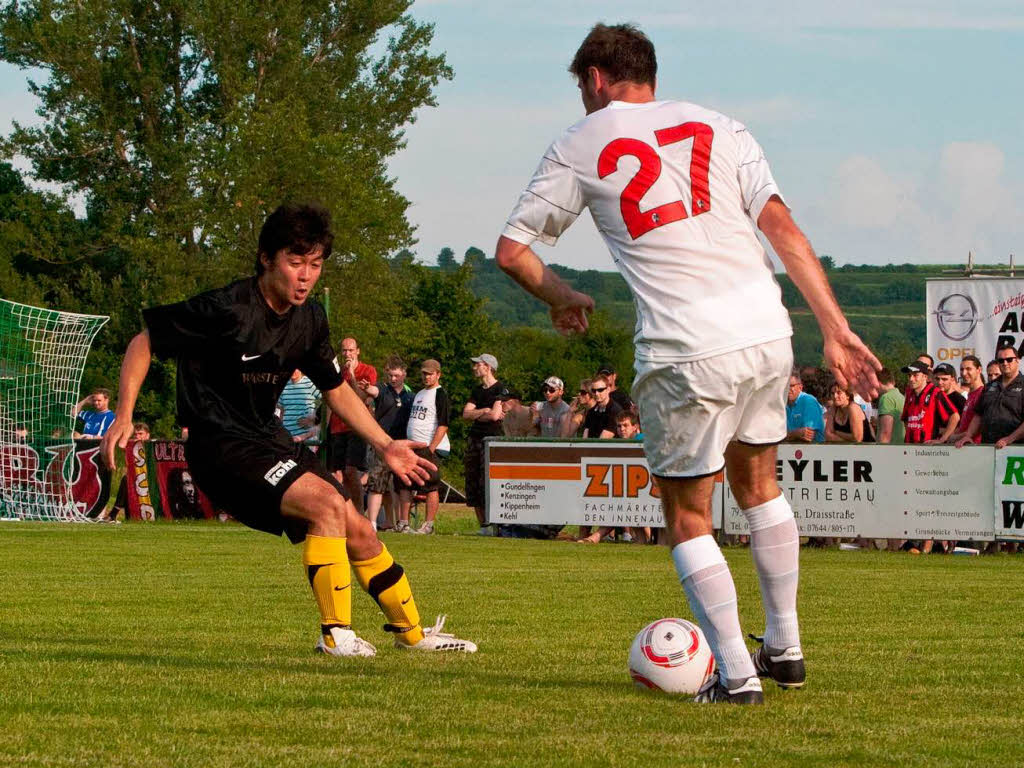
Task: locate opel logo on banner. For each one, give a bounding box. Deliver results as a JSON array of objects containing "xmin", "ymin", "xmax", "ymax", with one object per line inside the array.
[{"xmin": 933, "ymin": 293, "xmax": 979, "ymax": 341}]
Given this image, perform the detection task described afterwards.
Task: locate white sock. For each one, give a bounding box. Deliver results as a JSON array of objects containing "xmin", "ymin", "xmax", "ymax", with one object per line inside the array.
[
  {"xmin": 745, "ymin": 494, "xmax": 801, "ymax": 651},
  {"xmin": 671, "ymin": 534, "xmax": 756, "ymax": 682}
]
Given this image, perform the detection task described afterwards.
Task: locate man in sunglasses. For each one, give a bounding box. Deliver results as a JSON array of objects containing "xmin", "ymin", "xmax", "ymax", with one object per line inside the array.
[
  {"xmin": 956, "ymin": 342, "xmax": 1024, "ymax": 449},
  {"xmin": 532, "ymin": 376, "xmax": 573, "ymax": 438},
  {"xmin": 582, "ymin": 375, "xmax": 622, "ymax": 439}
]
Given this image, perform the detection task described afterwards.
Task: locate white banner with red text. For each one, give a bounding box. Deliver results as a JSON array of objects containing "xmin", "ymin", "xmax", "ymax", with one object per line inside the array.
[{"xmin": 926, "ymin": 277, "xmax": 1024, "ymax": 366}]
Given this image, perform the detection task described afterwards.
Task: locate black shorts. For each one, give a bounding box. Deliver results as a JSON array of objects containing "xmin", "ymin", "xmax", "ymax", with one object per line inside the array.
[
  {"xmin": 394, "ymin": 448, "xmax": 442, "ymax": 494},
  {"xmin": 185, "ymin": 429, "xmax": 348, "ymax": 544},
  {"xmin": 464, "ymin": 433, "xmax": 487, "ymax": 508},
  {"xmin": 328, "ymin": 431, "xmax": 368, "ymax": 472}
]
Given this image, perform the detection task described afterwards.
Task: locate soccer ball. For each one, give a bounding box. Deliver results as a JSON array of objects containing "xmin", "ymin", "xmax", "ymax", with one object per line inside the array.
[{"xmin": 628, "ymin": 618, "xmax": 715, "ymax": 694}]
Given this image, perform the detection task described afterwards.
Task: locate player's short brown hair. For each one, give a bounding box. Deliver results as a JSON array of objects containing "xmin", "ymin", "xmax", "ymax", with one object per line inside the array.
[
  {"xmin": 878, "ymin": 367, "xmax": 895, "ymax": 386},
  {"xmin": 569, "ymin": 23, "xmax": 657, "ymax": 88},
  {"xmin": 92, "ymin": 387, "xmax": 111, "ymax": 399},
  {"xmin": 256, "ymin": 202, "xmax": 334, "ymax": 276}
]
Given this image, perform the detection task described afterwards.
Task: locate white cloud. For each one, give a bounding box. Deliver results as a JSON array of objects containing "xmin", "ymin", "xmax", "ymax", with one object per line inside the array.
[{"xmin": 819, "ymin": 142, "xmax": 1023, "ymax": 264}]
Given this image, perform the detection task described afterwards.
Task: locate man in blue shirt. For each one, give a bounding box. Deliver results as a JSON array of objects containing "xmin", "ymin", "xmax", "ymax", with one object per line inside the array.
[
  {"xmin": 785, "ymin": 372, "xmax": 824, "ymax": 443},
  {"xmin": 74, "ymin": 388, "xmax": 116, "ymax": 439}
]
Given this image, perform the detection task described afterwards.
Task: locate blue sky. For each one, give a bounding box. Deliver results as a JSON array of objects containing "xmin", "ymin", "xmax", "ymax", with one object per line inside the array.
[{"xmin": 3, "ymin": 1, "xmax": 1023, "ymax": 271}]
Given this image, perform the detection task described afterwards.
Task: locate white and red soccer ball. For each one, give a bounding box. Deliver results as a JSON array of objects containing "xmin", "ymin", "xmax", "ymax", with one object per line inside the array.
[{"xmin": 628, "ymin": 618, "xmax": 715, "ymax": 694}]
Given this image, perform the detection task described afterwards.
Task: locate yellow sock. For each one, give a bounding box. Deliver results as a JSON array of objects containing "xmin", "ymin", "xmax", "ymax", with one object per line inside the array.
[
  {"xmin": 351, "ymin": 545, "xmax": 424, "ymax": 646},
  {"xmin": 302, "ymin": 535, "xmax": 351, "ymax": 648}
]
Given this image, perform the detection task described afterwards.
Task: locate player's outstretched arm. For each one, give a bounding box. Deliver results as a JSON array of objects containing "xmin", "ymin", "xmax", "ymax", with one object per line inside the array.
[
  {"xmin": 758, "ymin": 198, "xmax": 881, "ymax": 400},
  {"xmin": 100, "ymin": 330, "xmax": 153, "ymax": 469},
  {"xmin": 322, "ymin": 383, "xmax": 435, "ymax": 485},
  {"xmin": 495, "ymin": 236, "xmax": 594, "ymax": 335}
]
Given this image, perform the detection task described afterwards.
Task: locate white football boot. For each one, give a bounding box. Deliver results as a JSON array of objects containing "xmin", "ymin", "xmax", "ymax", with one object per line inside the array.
[
  {"xmin": 314, "ymin": 626, "xmax": 377, "ymax": 657},
  {"xmin": 395, "ymin": 615, "xmax": 477, "ymax": 653}
]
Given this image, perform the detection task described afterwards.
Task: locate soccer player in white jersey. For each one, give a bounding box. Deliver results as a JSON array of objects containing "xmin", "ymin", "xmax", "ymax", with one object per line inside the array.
[{"xmin": 495, "ymin": 24, "xmax": 880, "ymax": 704}]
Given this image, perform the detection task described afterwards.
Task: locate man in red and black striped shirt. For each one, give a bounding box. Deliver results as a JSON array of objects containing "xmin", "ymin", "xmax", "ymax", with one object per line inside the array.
[{"xmin": 900, "ymin": 360, "xmax": 960, "ymax": 444}]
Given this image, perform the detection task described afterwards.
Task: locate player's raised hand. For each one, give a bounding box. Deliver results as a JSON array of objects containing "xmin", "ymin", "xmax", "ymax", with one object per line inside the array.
[
  {"xmin": 383, "ymin": 439, "xmax": 436, "ymax": 486},
  {"xmin": 823, "ymin": 328, "xmax": 882, "ymax": 402},
  {"xmin": 100, "ymin": 415, "xmax": 134, "ymax": 470},
  {"xmin": 550, "ymin": 290, "xmax": 594, "ymax": 336}
]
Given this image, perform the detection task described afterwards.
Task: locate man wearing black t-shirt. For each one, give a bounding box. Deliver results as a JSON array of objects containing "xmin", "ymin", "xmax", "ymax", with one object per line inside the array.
[
  {"xmin": 461, "ymin": 353, "xmax": 507, "ymax": 536},
  {"xmin": 596, "ymin": 364, "xmax": 633, "ymax": 412},
  {"xmin": 101, "ymin": 203, "xmax": 475, "ymax": 657},
  {"xmin": 582, "ymin": 374, "xmax": 622, "ymax": 438}
]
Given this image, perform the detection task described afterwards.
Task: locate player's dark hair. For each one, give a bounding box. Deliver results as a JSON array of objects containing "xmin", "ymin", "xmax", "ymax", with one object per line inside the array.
[
  {"xmin": 384, "ymin": 355, "xmax": 406, "ymax": 371},
  {"xmin": 616, "ymin": 410, "xmax": 638, "ymax": 425},
  {"xmin": 256, "ymin": 203, "xmax": 334, "ymax": 275},
  {"xmin": 92, "ymin": 387, "xmax": 111, "ymax": 398},
  {"xmin": 878, "ymin": 367, "xmax": 894, "ymax": 385},
  {"xmin": 569, "ymin": 23, "xmax": 656, "ymax": 88},
  {"xmin": 917, "ymin": 352, "xmax": 934, "ymax": 366},
  {"xmin": 961, "ymin": 355, "xmax": 981, "ymax": 368}
]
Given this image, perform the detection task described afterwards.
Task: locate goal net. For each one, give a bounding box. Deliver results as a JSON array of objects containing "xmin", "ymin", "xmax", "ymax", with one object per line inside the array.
[{"xmin": 0, "ymin": 299, "xmax": 108, "ymax": 521}]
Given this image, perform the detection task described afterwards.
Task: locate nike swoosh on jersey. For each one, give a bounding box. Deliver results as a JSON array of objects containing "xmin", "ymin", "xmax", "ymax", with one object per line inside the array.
[{"xmin": 241, "ymin": 353, "xmax": 262, "ymax": 361}]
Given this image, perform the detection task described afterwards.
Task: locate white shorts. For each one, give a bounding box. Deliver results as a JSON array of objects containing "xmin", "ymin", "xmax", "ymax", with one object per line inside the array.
[{"xmin": 633, "ymin": 338, "xmax": 793, "ymax": 477}]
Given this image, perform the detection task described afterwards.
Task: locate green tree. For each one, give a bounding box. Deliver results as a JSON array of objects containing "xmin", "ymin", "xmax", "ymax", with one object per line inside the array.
[
  {"xmin": 437, "ymin": 246, "xmax": 457, "ymax": 271},
  {"xmin": 0, "ymin": 0, "xmax": 451, "ymax": 435}
]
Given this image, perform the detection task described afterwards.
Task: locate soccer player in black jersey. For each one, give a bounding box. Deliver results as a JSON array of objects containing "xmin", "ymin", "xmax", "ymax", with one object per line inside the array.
[{"xmin": 100, "ymin": 203, "xmax": 476, "ymax": 656}]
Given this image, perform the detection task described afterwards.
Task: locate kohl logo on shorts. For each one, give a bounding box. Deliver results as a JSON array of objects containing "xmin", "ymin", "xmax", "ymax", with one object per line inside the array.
[{"xmin": 264, "ymin": 459, "xmax": 298, "ymax": 487}]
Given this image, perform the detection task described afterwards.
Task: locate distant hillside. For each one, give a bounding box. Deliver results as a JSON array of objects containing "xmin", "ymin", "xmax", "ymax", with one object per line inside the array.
[{"xmin": 457, "ymin": 256, "xmax": 1002, "ymax": 367}]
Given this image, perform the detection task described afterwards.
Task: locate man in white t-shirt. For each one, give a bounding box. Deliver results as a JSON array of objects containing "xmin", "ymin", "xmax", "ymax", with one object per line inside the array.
[
  {"xmin": 495, "ymin": 23, "xmax": 880, "ymax": 704},
  {"xmin": 398, "ymin": 358, "xmax": 451, "ymax": 535}
]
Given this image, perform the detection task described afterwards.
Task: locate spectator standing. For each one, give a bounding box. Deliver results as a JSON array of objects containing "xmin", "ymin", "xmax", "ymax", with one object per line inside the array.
[
  {"xmin": 952, "ymin": 355, "xmax": 985, "ymax": 445},
  {"xmin": 462, "ymin": 353, "xmax": 507, "ymax": 535},
  {"xmin": 956, "ymin": 343, "xmax": 1024, "ymax": 449},
  {"xmin": 326, "ymin": 337, "xmax": 379, "ymax": 513},
  {"xmin": 615, "ymin": 410, "xmax": 643, "ymax": 440},
  {"xmin": 875, "ymin": 368, "xmax": 906, "ymax": 444},
  {"xmin": 278, "ymin": 369, "xmax": 321, "ymax": 446},
  {"xmin": 987, "ymin": 360, "xmax": 1001, "ymax": 383},
  {"xmin": 74, "ymin": 388, "xmax": 115, "ymax": 439},
  {"xmin": 366, "ymin": 356, "xmax": 414, "ymax": 531},
  {"xmin": 582, "ymin": 375, "xmax": 622, "ymax": 438},
  {"xmin": 825, "ymin": 382, "xmax": 874, "ymax": 443},
  {"xmin": 501, "ymin": 389, "xmax": 535, "ymax": 437},
  {"xmin": 933, "ymin": 363, "xmax": 966, "ymax": 415},
  {"xmin": 597, "ymin": 364, "xmax": 633, "ymax": 412},
  {"xmin": 397, "ymin": 359, "xmax": 450, "ymax": 535},
  {"xmin": 533, "ymin": 376, "xmax": 573, "ymax": 437},
  {"xmin": 900, "ymin": 360, "xmax": 959, "ymax": 445},
  {"xmin": 569, "ymin": 379, "xmax": 594, "ymax": 436},
  {"xmin": 785, "ymin": 372, "xmax": 824, "ymax": 443}
]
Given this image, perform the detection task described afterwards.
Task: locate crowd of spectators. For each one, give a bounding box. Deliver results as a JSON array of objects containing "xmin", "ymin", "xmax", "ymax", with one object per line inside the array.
[{"xmin": 70, "ymin": 337, "xmax": 1024, "ymax": 553}]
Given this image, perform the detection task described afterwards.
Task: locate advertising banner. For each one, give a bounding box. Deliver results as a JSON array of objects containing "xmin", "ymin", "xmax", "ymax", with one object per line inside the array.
[
  {"xmin": 992, "ymin": 449, "xmax": 1024, "ymax": 541},
  {"xmin": 0, "ymin": 439, "xmax": 111, "ymax": 519},
  {"xmin": 484, "ymin": 439, "xmax": 724, "ymax": 529},
  {"xmin": 124, "ymin": 440, "xmax": 217, "ymax": 520},
  {"xmin": 718, "ymin": 443, "xmax": 994, "ymax": 541},
  {"xmin": 927, "ymin": 277, "xmax": 1024, "ymax": 365}
]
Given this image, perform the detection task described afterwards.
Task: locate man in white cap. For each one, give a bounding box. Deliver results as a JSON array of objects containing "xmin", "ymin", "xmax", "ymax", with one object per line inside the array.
[
  {"xmin": 532, "ymin": 376, "xmax": 573, "ymax": 437},
  {"xmin": 462, "ymin": 353, "xmax": 507, "ymax": 535}
]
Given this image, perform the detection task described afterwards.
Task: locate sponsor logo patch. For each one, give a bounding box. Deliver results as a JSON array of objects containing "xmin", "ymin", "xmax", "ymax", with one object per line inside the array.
[{"xmin": 264, "ymin": 459, "xmax": 298, "ymax": 487}]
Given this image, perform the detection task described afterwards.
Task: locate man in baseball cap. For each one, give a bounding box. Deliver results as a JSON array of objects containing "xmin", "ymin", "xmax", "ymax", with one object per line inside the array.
[
  {"xmin": 596, "ymin": 363, "xmax": 633, "ymax": 411},
  {"xmin": 534, "ymin": 375, "xmax": 572, "ymax": 437},
  {"xmin": 470, "ymin": 353, "xmax": 498, "ymax": 371}
]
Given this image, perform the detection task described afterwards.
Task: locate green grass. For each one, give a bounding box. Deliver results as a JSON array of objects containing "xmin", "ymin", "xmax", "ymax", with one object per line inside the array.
[{"xmin": 1, "ymin": 512, "xmax": 1023, "ymax": 768}]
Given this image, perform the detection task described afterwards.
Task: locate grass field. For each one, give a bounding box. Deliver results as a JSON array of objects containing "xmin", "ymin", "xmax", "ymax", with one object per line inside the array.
[{"xmin": 2, "ymin": 509, "xmax": 1023, "ymax": 768}]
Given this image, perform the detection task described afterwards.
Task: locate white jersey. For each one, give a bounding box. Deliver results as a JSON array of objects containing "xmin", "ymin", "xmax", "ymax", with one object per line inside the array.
[
  {"xmin": 407, "ymin": 385, "xmax": 451, "ymax": 454},
  {"xmin": 502, "ymin": 99, "xmax": 792, "ymax": 362}
]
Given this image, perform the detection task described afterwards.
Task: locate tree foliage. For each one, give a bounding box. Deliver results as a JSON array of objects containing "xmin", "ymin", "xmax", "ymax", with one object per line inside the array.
[{"xmin": 0, "ymin": 0, "xmax": 451, "ymax": 429}]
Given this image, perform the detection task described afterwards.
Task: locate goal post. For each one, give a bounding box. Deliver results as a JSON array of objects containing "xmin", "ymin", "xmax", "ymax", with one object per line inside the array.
[{"xmin": 0, "ymin": 299, "xmax": 109, "ymax": 521}]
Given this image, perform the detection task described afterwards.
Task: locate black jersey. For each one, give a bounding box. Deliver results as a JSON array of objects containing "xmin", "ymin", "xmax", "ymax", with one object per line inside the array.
[{"xmin": 143, "ymin": 277, "xmax": 344, "ymax": 438}]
